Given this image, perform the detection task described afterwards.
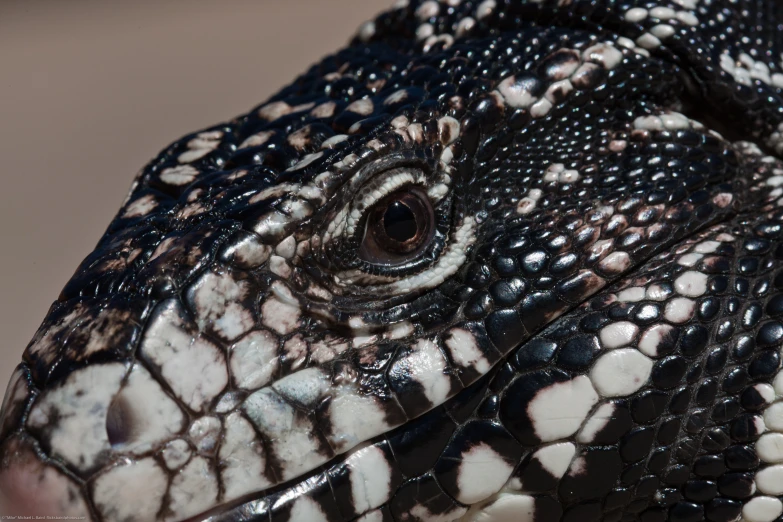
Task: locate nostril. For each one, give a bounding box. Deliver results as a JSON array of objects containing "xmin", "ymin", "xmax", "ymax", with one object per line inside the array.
[{"xmin": 106, "ymin": 395, "xmax": 136, "ymax": 448}]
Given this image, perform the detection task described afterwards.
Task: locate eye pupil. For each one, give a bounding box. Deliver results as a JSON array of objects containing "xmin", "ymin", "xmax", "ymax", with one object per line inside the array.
[
  {"xmin": 383, "ymin": 201, "xmax": 418, "ymax": 243},
  {"xmin": 359, "ymin": 186, "xmax": 436, "ymax": 265}
]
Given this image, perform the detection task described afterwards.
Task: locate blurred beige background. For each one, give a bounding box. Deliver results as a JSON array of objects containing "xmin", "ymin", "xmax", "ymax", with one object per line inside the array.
[{"xmin": 0, "ymin": 1, "xmax": 389, "ymax": 402}]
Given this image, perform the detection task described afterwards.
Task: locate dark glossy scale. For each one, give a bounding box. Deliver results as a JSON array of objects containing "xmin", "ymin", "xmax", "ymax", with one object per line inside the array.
[{"xmin": 386, "ymin": 407, "xmax": 457, "ymax": 478}]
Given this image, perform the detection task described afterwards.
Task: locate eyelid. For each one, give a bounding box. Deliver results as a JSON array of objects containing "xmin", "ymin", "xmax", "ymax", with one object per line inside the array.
[
  {"xmin": 323, "ymin": 152, "xmax": 437, "ymax": 238},
  {"xmin": 317, "ymin": 153, "xmax": 454, "ymax": 289},
  {"xmin": 347, "ymin": 169, "xmax": 427, "ymax": 235}
]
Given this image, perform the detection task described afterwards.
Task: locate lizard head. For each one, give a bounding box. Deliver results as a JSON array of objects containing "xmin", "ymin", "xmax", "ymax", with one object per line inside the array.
[{"xmin": 3, "ymin": 1, "xmax": 783, "ymax": 521}]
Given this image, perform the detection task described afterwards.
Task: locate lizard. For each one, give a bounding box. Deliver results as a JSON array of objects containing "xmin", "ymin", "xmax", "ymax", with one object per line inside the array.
[{"xmin": 2, "ymin": 0, "xmax": 783, "ymax": 521}]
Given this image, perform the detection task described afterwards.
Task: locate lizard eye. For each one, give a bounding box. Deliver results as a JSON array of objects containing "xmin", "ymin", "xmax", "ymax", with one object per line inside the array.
[{"xmin": 359, "ymin": 187, "xmax": 435, "ymax": 265}]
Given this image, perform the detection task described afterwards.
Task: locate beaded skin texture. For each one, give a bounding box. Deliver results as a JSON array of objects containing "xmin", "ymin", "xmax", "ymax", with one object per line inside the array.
[{"xmin": 3, "ymin": 0, "xmax": 783, "ymax": 521}]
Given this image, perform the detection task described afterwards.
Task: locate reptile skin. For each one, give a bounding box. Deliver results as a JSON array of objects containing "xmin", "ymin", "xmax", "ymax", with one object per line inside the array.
[{"xmin": 3, "ymin": 0, "xmax": 783, "ymax": 521}]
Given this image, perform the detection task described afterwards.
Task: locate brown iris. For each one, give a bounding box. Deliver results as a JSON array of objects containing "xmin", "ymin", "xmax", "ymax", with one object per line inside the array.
[{"xmin": 359, "ymin": 188, "xmax": 435, "ymax": 265}]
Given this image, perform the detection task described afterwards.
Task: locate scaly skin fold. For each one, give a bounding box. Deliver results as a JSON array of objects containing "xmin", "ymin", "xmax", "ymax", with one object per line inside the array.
[{"xmin": 3, "ymin": 1, "xmax": 783, "ymax": 521}]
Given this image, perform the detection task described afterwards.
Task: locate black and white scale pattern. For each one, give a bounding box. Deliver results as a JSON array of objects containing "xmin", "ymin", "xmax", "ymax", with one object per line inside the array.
[{"xmin": 2, "ymin": 0, "xmax": 783, "ymax": 521}]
